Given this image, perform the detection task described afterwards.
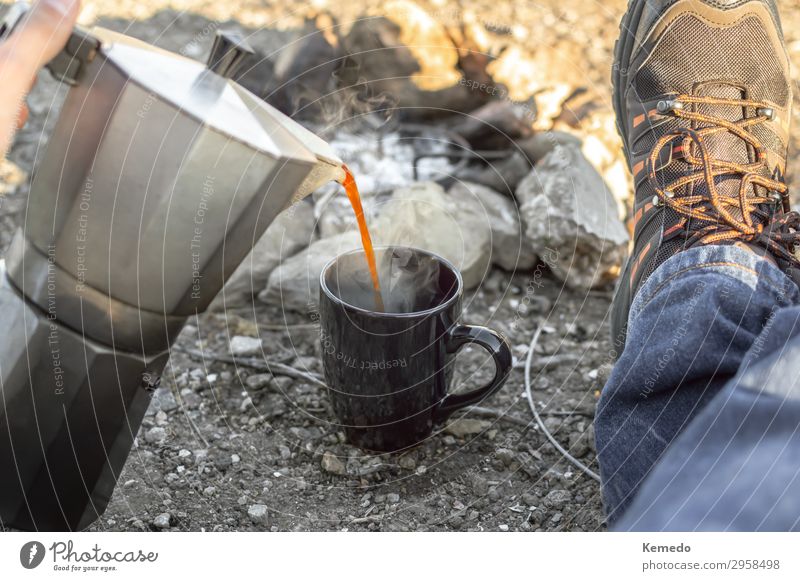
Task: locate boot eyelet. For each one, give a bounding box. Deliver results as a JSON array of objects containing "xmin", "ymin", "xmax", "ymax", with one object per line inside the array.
[
  {"xmin": 757, "ymin": 107, "xmax": 776, "ymax": 121},
  {"xmin": 657, "ymin": 100, "xmax": 683, "ymax": 115}
]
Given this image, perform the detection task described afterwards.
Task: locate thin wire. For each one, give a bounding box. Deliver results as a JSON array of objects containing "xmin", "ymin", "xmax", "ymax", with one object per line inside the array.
[{"xmin": 524, "ymin": 327, "xmax": 601, "ymax": 482}]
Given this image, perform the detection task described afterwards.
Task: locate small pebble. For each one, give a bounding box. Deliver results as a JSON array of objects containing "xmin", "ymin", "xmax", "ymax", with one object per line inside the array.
[
  {"xmin": 248, "ymin": 504, "xmax": 269, "ymax": 525},
  {"xmin": 144, "ymin": 427, "xmax": 167, "ymax": 445}
]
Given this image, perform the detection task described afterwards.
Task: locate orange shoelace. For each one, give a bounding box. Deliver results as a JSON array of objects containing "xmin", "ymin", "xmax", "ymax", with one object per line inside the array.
[{"xmin": 647, "ymin": 94, "xmax": 800, "ymax": 265}]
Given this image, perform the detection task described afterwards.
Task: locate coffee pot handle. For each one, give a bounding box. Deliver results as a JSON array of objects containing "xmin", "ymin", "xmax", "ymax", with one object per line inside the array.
[
  {"xmin": 0, "ymin": 2, "xmax": 100, "ymax": 85},
  {"xmin": 436, "ymin": 324, "xmax": 513, "ymax": 419}
]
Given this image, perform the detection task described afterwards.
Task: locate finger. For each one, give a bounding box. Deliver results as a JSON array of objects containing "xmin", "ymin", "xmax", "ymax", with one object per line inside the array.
[
  {"xmin": 4, "ymin": 0, "xmax": 80, "ymax": 74},
  {"xmin": 17, "ymin": 103, "xmax": 29, "ymax": 128},
  {"xmin": 0, "ymin": 0, "xmax": 79, "ymax": 155}
]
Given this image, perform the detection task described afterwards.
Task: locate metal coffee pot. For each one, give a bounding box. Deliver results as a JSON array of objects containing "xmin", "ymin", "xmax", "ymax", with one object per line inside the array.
[{"xmin": 0, "ymin": 2, "xmax": 343, "ymax": 530}]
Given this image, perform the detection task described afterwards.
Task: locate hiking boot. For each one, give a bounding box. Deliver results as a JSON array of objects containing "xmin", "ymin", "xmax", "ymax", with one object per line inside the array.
[{"xmin": 610, "ymin": 0, "xmax": 798, "ymax": 354}]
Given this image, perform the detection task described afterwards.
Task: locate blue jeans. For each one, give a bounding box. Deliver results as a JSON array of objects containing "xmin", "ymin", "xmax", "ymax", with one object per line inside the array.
[{"xmin": 596, "ymin": 244, "xmax": 800, "ymax": 530}]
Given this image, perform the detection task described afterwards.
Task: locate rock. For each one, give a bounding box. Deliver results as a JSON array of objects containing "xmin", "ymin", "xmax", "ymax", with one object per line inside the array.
[
  {"xmin": 494, "ymin": 448, "xmax": 516, "ymax": 467},
  {"xmin": 516, "ymin": 131, "xmax": 583, "ymax": 164},
  {"xmin": 247, "ymin": 504, "xmax": 269, "ymax": 526},
  {"xmin": 152, "ymin": 513, "xmax": 171, "ymax": 529},
  {"xmin": 151, "ymin": 387, "xmax": 178, "ymax": 414},
  {"xmin": 568, "ymin": 432, "xmax": 590, "ymax": 458},
  {"xmin": 449, "ymin": 182, "xmax": 537, "ymax": 271},
  {"xmin": 450, "ymin": 100, "xmax": 534, "ymax": 151},
  {"xmin": 261, "ymin": 181, "xmax": 492, "ymax": 311},
  {"xmin": 259, "ymin": 231, "xmax": 361, "ymax": 312},
  {"xmin": 456, "ymin": 152, "xmax": 532, "ymax": 197},
  {"xmin": 321, "ymin": 451, "xmax": 347, "ymax": 476},
  {"xmin": 340, "ymin": 1, "xmax": 490, "ymax": 118},
  {"xmin": 245, "ymin": 374, "xmax": 273, "ymax": 390},
  {"xmin": 211, "ymin": 202, "xmax": 315, "ymax": 310},
  {"xmin": 229, "ymin": 336, "xmax": 263, "ymax": 357},
  {"xmin": 386, "ymin": 493, "xmax": 401, "ymax": 504},
  {"xmin": 144, "ymin": 427, "xmax": 167, "ymax": 445},
  {"xmin": 543, "ymin": 489, "xmax": 572, "ymax": 510},
  {"xmin": 372, "ymin": 182, "xmax": 491, "ymax": 288},
  {"xmin": 517, "ymin": 144, "xmax": 628, "ymax": 289},
  {"xmin": 398, "ymin": 454, "xmax": 417, "ymax": 471},
  {"xmin": 444, "ymin": 418, "xmax": 490, "ymax": 438},
  {"xmin": 470, "ymin": 474, "xmax": 490, "ymax": 496}
]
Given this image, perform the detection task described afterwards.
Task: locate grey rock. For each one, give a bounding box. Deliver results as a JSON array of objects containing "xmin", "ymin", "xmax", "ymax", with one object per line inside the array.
[
  {"xmin": 151, "ymin": 387, "xmax": 178, "ymax": 413},
  {"xmin": 260, "ymin": 182, "xmax": 493, "ymax": 311},
  {"xmin": 247, "ymin": 504, "xmax": 269, "ymax": 526},
  {"xmin": 568, "ymin": 431, "xmax": 591, "ymax": 458},
  {"xmin": 144, "ymin": 427, "xmax": 167, "ymax": 445},
  {"xmin": 516, "ymin": 131, "xmax": 583, "ymax": 164},
  {"xmin": 386, "ymin": 493, "xmax": 401, "ymax": 504},
  {"xmin": 517, "ymin": 144, "xmax": 628, "ymax": 289},
  {"xmin": 373, "ymin": 182, "xmax": 491, "ymax": 289},
  {"xmin": 229, "ymin": 336, "xmax": 263, "ymax": 357},
  {"xmin": 211, "ymin": 202, "xmax": 315, "ymax": 310},
  {"xmin": 543, "ymin": 489, "xmax": 572, "ymax": 510},
  {"xmin": 245, "ymin": 374, "xmax": 273, "ymax": 390},
  {"xmin": 444, "ymin": 418, "xmax": 490, "ymax": 438},
  {"xmin": 457, "ymin": 152, "xmax": 532, "ymax": 197},
  {"xmin": 470, "ymin": 474, "xmax": 490, "ymax": 496},
  {"xmin": 321, "ymin": 451, "xmax": 347, "ymax": 476},
  {"xmin": 153, "ymin": 513, "xmax": 171, "ymax": 529},
  {"xmin": 259, "ymin": 231, "xmax": 361, "ymax": 312},
  {"xmin": 449, "ymin": 182, "xmax": 537, "ymax": 271}
]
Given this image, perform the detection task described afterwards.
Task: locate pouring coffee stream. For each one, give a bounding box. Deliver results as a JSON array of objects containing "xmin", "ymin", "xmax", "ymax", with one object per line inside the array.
[{"xmin": 340, "ymin": 165, "xmax": 385, "ymax": 312}]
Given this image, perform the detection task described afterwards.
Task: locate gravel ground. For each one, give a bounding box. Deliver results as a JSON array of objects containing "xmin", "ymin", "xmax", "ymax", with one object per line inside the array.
[{"xmin": 4, "ymin": 0, "xmax": 800, "ymax": 532}]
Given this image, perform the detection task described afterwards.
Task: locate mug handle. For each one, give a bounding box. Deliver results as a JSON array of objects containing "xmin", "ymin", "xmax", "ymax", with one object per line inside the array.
[{"xmin": 435, "ymin": 324, "xmax": 513, "ymax": 420}]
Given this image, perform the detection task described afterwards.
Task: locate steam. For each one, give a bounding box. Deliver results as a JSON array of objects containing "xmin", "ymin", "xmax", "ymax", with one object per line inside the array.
[
  {"xmin": 313, "ymin": 56, "xmax": 398, "ymax": 138},
  {"xmin": 328, "ymin": 248, "xmax": 446, "ymax": 314}
]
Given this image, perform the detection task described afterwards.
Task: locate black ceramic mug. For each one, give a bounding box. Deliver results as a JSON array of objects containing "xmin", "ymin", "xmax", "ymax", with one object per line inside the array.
[{"xmin": 318, "ymin": 246, "xmax": 512, "ymax": 451}]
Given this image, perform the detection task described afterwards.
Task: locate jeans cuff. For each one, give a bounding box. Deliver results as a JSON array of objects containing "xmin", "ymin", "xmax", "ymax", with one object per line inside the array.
[{"xmin": 629, "ymin": 245, "xmax": 800, "ymax": 326}]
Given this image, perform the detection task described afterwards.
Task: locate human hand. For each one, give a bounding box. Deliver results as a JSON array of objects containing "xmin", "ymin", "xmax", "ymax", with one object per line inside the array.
[{"xmin": 0, "ymin": 0, "xmax": 80, "ymax": 157}]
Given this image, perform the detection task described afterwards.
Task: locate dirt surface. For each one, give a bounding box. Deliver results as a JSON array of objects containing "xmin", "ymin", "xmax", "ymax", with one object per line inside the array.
[{"xmin": 3, "ymin": 0, "xmax": 800, "ymax": 532}]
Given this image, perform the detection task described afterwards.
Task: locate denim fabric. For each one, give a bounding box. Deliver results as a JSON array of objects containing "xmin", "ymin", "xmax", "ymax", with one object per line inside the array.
[{"xmin": 595, "ymin": 245, "xmax": 800, "ymax": 529}]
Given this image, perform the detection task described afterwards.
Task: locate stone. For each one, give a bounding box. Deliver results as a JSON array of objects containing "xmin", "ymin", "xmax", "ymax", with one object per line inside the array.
[
  {"xmin": 516, "ymin": 131, "xmax": 583, "ymax": 164},
  {"xmin": 144, "ymin": 427, "xmax": 167, "ymax": 445},
  {"xmin": 543, "ymin": 489, "xmax": 572, "ymax": 511},
  {"xmin": 450, "ymin": 100, "xmax": 534, "ymax": 151},
  {"xmin": 444, "ymin": 418, "xmax": 490, "ymax": 438},
  {"xmin": 517, "ymin": 144, "xmax": 628, "ymax": 289},
  {"xmin": 340, "ymin": 1, "xmax": 490, "ymax": 118},
  {"xmin": 261, "ymin": 181, "xmax": 493, "ymax": 311},
  {"xmin": 321, "ymin": 451, "xmax": 347, "ymax": 476},
  {"xmin": 456, "ymin": 152, "xmax": 532, "ymax": 197},
  {"xmin": 210, "ymin": 202, "xmax": 315, "ymax": 310},
  {"xmin": 470, "ymin": 474, "xmax": 490, "ymax": 496},
  {"xmin": 229, "ymin": 336, "xmax": 263, "ymax": 357},
  {"xmin": 449, "ymin": 182, "xmax": 537, "ymax": 271},
  {"xmin": 247, "ymin": 504, "xmax": 269, "ymax": 526},
  {"xmin": 152, "ymin": 513, "xmax": 171, "ymax": 529},
  {"xmin": 259, "ymin": 231, "xmax": 361, "ymax": 312},
  {"xmin": 245, "ymin": 374, "xmax": 273, "ymax": 390},
  {"xmin": 151, "ymin": 387, "xmax": 178, "ymax": 414},
  {"xmin": 386, "ymin": 493, "xmax": 401, "ymax": 504},
  {"xmin": 372, "ymin": 182, "xmax": 491, "ymax": 288}
]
